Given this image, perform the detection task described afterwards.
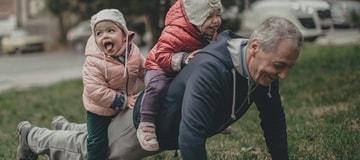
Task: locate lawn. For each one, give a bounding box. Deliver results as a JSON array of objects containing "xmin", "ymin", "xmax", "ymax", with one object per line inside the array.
[{"xmin": 0, "ymin": 45, "xmax": 359, "ymax": 160}]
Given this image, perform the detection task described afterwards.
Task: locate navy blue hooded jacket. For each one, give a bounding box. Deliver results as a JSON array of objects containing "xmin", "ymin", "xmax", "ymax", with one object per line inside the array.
[{"xmin": 134, "ymin": 30, "xmax": 288, "ymax": 160}]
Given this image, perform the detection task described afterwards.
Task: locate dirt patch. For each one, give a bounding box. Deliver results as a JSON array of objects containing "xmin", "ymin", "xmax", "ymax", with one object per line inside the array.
[{"xmin": 311, "ymin": 103, "xmax": 350, "ymax": 117}]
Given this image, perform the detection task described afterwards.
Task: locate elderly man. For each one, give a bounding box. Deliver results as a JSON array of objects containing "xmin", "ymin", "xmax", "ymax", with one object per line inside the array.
[{"xmin": 16, "ymin": 17, "xmax": 303, "ymax": 160}]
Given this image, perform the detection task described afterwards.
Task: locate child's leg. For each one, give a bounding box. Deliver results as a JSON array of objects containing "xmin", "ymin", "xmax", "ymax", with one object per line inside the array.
[
  {"xmin": 138, "ymin": 70, "xmax": 174, "ymax": 151},
  {"xmin": 86, "ymin": 111, "xmax": 113, "ymax": 160},
  {"xmin": 140, "ymin": 70, "xmax": 173, "ymax": 123}
]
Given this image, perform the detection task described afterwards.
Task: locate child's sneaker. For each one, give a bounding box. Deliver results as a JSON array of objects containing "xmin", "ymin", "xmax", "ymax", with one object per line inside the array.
[{"xmin": 136, "ymin": 122, "xmax": 159, "ymax": 151}]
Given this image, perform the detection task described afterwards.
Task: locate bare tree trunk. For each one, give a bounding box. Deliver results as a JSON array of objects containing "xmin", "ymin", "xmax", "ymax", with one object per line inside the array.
[
  {"xmin": 57, "ymin": 14, "xmax": 67, "ymax": 44},
  {"xmin": 244, "ymin": 0, "xmax": 250, "ymax": 10}
]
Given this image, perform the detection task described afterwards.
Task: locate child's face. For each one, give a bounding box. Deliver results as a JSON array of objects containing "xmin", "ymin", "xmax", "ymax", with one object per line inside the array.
[
  {"xmin": 94, "ymin": 21, "xmax": 126, "ymax": 55},
  {"xmin": 200, "ymin": 9, "xmax": 221, "ymax": 37}
]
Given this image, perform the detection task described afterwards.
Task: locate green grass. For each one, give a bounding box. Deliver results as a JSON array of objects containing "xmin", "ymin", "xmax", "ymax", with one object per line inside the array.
[{"xmin": 1, "ymin": 45, "xmax": 359, "ymax": 160}]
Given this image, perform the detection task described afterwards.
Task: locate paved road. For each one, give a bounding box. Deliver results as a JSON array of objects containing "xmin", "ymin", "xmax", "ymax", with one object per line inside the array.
[
  {"xmin": 316, "ymin": 29, "xmax": 360, "ymax": 45},
  {"xmin": 0, "ymin": 50, "xmax": 85, "ymax": 93}
]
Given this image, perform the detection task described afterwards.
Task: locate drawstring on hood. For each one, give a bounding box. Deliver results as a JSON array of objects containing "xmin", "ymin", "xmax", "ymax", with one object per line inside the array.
[
  {"xmin": 103, "ymin": 53, "xmax": 108, "ymax": 79},
  {"xmin": 227, "ymin": 37, "xmax": 273, "ymax": 121},
  {"xmin": 267, "ymin": 84, "xmax": 272, "ymax": 98},
  {"xmin": 247, "ymin": 79, "xmax": 251, "ymax": 105},
  {"xmin": 228, "ymin": 38, "xmax": 251, "ymax": 120},
  {"xmin": 93, "ymin": 31, "xmax": 134, "ymax": 94},
  {"xmin": 230, "ymin": 68, "xmax": 259, "ymax": 120},
  {"xmin": 123, "ymin": 34, "xmax": 129, "ymax": 77},
  {"xmin": 231, "ymin": 69, "xmax": 236, "ymax": 120},
  {"xmin": 122, "ymin": 31, "xmax": 135, "ymax": 77}
]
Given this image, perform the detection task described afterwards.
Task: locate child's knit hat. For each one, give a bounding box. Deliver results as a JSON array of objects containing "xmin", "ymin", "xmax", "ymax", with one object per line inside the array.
[
  {"xmin": 90, "ymin": 9, "xmax": 128, "ymax": 35},
  {"xmin": 183, "ymin": 0, "xmax": 222, "ymax": 26},
  {"xmin": 90, "ymin": 9, "xmax": 130, "ymax": 78}
]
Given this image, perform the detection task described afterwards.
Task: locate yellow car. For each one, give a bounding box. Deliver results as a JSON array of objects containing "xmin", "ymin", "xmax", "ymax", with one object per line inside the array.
[{"xmin": 2, "ymin": 29, "xmax": 44, "ymax": 54}]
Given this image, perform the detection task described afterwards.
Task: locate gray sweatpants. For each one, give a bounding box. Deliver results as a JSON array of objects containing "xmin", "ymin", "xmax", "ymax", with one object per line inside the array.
[{"xmin": 27, "ymin": 109, "xmax": 158, "ymax": 160}]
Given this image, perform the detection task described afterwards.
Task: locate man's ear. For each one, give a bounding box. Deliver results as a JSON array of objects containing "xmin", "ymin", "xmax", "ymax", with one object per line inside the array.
[{"xmin": 249, "ymin": 39, "xmax": 260, "ymax": 57}]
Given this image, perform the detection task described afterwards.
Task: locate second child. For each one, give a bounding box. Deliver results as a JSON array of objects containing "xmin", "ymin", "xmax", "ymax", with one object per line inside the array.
[{"xmin": 137, "ymin": 0, "xmax": 222, "ymax": 151}]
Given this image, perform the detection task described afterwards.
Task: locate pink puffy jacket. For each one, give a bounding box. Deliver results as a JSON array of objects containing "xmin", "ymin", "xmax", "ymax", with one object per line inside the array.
[
  {"xmin": 82, "ymin": 35, "xmax": 145, "ymax": 116},
  {"xmin": 145, "ymin": 0, "xmax": 217, "ymax": 72}
]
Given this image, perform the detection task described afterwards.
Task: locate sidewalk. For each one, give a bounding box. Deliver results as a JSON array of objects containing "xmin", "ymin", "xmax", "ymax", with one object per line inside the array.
[
  {"xmin": 315, "ymin": 29, "xmax": 360, "ymax": 45},
  {"xmin": 0, "ymin": 50, "xmax": 85, "ymax": 93}
]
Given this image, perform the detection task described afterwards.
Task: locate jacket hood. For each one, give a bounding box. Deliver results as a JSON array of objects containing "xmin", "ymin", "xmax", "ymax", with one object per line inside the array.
[
  {"xmin": 227, "ymin": 38, "xmax": 249, "ymax": 78},
  {"xmin": 201, "ymin": 30, "xmax": 248, "ymax": 75},
  {"xmin": 84, "ymin": 35, "xmax": 98, "ymax": 57},
  {"xmin": 183, "ymin": 0, "xmax": 222, "ymax": 26},
  {"xmin": 165, "ymin": 0, "xmax": 215, "ymax": 40}
]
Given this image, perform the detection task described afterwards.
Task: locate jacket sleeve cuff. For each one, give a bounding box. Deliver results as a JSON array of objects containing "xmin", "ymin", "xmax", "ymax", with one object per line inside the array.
[
  {"xmin": 111, "ymin": 94, "xmax": 127, "ymax": 110},
  {"xmin": 120, "ymin": 94, "xmax": 127, "ymax": 110},
  {"xmin": 171, "ymin": 52, "xmax": 188, "ymax": 71}
]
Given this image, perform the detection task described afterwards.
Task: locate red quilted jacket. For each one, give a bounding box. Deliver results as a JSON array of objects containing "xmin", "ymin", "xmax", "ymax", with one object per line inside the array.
[{"xmin": 145, "ymin": 0, "xmax": 217, "ymax": 72}]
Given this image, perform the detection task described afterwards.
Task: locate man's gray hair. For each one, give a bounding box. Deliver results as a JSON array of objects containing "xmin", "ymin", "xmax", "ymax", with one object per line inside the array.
[{"xmin": 250, "ymin": 17, "xmax": 303, "ymax": 53}]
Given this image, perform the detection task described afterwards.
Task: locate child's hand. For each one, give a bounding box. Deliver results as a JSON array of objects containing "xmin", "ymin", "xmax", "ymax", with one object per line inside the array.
[
  {"xmin": 185, "ymin": 49, "xmax": 200, "ymax": 64},
  {"xmin": 126, "ymin": 93, "xmax": 140, "ymax": 109}
]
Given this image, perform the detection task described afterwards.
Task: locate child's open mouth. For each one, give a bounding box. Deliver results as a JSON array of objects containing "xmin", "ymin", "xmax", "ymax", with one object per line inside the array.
[{"xmin": 104, "ymin": 41, "xmax": 114, "ymax": 51}]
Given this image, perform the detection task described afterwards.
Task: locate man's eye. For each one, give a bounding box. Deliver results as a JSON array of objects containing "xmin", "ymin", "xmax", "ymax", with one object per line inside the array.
[{"xmin": 274, "ymin": 63, "xmax": 285, "ymax": 69}]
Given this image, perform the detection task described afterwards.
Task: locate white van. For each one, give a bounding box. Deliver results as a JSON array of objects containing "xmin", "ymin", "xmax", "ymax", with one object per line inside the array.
[{"xmin": 241, "ymin": 0, "xmax": 332, "ymax": 42}]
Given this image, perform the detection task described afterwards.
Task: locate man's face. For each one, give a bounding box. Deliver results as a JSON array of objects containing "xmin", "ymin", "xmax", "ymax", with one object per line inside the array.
[{"xmin": 247, "ymin": 39, "xmax": 300, "ymax": 86}]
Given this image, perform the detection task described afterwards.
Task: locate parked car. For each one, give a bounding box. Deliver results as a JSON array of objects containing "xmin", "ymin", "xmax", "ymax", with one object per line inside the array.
[
  {"xmin": 330, "ymin": 0, "xmax": 360, "ymax": 28},
  {"xmin": 241, "ymin": 0, "xmax": 332, "ymax": 42},
  {"xmin": 1, "ymin": 28, "xmax": 44, "ymax": 54},
  {"xmin": 66, "ymin": 21, "xmax": 91, "ymax": 54}
]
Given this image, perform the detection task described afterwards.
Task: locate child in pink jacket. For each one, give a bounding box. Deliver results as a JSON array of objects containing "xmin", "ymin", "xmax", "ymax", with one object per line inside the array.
[
  {"xmin": 137, "ymin": 0, "xmax": 223, "ymax": 151},
  {"xmin": 83, "ymin": 9, "xmax": 145, "ymax": 160}
]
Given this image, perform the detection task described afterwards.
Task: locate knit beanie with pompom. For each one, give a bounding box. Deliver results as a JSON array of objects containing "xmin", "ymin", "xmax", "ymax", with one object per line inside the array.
[{"xmin": 183, "ymin": 0, "xmax": 222, "ymax": 26}]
